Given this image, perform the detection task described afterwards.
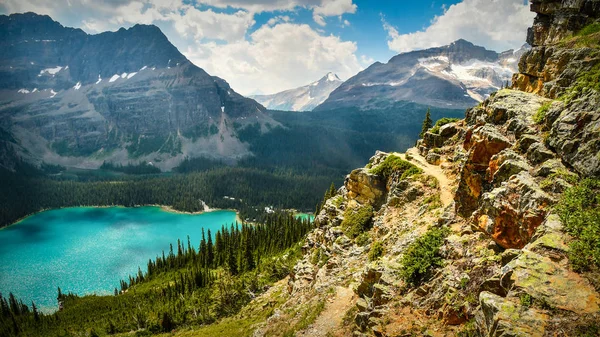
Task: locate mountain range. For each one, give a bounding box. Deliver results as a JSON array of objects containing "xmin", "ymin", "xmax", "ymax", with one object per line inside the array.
[
  {"xmin": 315, "ymin": 39, "xmax": 530, "ymax": 111},
  {"xmin": 0, "ymin": 12, "xmax": 271, "ymax": 170},
  {"xmin": 250, "ymin": 72, "xmax": 343, "ymax": 111}
]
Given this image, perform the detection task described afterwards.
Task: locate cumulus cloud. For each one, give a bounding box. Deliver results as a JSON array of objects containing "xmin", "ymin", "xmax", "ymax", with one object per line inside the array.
[
  {"xmin": 383, "ymin": 0, "xmax": 535, "ymax": 53},
  {"xmin": 170, "ymin": 6, "xmax": 254, "ymax": 42},
  {"xmin": 185, "ymin": 22, "xmax": 363, "ymax": 95},
  {"xmin": 200, "ymin": 0, "xmax": 356, "ymax": 26}
]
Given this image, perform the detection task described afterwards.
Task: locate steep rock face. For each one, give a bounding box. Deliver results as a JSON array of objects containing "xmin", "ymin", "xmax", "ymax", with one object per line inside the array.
[
  {"xmin": 528, "ymin": 0, "xmax": 600, "ymax": 46},
  {"xmin": 512, "ymin": 1, "xmax": 600, "ymax": 177},
  {"xmin": 0, "ymin": 13, "xmax": 269, "ymax": 170}
]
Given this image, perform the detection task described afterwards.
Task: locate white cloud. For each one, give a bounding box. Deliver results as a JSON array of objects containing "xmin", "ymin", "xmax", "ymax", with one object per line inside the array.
[
  {"xmin": 199, "ymin": 0, "xmax": 356, "ymax": 26},
  {"xmin": 170, "ymin": 6, "xmax": 255, "ymax": 42},
  {"xmin": 383, "ymin": 0, "xmax": 534, "ymax": 53},
  {"xmin": 185, "ymin": 22, "xmax": 362, "ymax": 95}
]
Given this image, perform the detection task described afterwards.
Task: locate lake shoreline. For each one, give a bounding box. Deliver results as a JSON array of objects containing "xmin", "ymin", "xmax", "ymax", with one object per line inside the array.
[{"xmin": 2, "ymin": 204, "xmax": 244, "ymax": 230}]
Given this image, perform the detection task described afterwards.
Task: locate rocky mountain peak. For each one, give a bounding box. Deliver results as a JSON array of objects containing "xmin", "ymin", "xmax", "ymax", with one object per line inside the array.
[{"xmin": 251, "ymin": 72, "xmax": 343, "ymax": 111}]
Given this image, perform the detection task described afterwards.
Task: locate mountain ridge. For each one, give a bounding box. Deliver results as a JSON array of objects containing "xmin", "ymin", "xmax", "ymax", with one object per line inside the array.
[{"xmin": 315, "ymin": 39, "xmax": 530, "ymax": 111}]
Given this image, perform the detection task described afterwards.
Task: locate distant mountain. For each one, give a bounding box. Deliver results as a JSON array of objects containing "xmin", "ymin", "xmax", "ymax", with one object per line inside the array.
[
  {"xmin": 0, "ymin": 12, "xmax": 271, "ymax": 170},
  {"xmin": 251, "ymin": 73, "xmax": 342, "ymax": 111},
  {"xmin": 315, "ymin": 39, "xmax": 530, "ymax": 111}
]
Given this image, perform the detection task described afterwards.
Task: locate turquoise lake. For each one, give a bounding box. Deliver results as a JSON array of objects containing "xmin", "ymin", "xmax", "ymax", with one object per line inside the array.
[{"xmin": 0, "ymin": 207, "xmax": 238, "ymax": 312}]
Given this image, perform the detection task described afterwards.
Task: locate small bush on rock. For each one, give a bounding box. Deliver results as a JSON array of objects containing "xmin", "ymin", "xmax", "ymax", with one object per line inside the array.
[
  {"xmin": 370, "ymin": 155, "xmax": 422, "ymax": 180},
  {"xmin": 400, "ymin": 226, "xmax": 449, "ymax": 286},
  {"xmin": 534, "ymin": 102, "xmax": 551, "ymax": 124},
  {"xmin": 430, "ymin": 117, "xmax": 460, "ymax": 134},
  {"xmin": 368, "ymin": 241, "xmax": 385, "ymax": 261}
]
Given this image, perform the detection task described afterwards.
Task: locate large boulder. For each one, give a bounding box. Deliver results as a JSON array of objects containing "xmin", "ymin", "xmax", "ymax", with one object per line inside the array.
[
  {"xmin": 547, "ymin": 92, "xmax": 600, "ymax": 177},
  {"xmin": 474, "ymin": 172, "xmax": 553, "ymax": 249},
  {"xmin": 503, "ymin": 249, "xmax": 600, "ymax": 314},
  {"xmin": 345, "ymin": 168, "xmax": 386, "ymax": 206}
]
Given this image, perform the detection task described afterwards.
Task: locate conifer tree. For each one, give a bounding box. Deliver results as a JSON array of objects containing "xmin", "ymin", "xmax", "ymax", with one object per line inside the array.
[
  {"xmin": 32, "ymin": 301, "xmax": 40, "ymax": 322},
  {"xmin": 419, "ymin": 108, "xmax": 433, "ymax": 138},
  {"xmin": 207, "ymin": 230, "xmax": 214, "ymax": 268}
]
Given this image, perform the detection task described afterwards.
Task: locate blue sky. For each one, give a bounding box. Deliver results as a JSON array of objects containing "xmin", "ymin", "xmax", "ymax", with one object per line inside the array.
[{"xmin": 0, "ymin": 0, "xmax": 534, "ymax": 95}]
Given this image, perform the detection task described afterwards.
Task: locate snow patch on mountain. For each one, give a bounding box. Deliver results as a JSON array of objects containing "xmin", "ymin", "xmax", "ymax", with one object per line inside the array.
[{"xmin": 39, "ymin": 66, "xmax": 63, "ymax": 76}]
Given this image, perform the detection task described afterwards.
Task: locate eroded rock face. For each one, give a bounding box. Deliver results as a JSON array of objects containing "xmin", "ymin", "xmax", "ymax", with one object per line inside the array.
[
  {"xmin": 547, "ymin": 93, "xmax": 600, "ymax": 177},
  {"xmin": 345, "ymin": 168, "xmax": 386, "ymax": 207},
  {"xmin": 487, "ymin": 149, "xmax": 532, "ymax": 186},
  {"xmin": 528, "ymin": 0, "xmax": 600, "ymax": 47},
  {"xmin": 474, "ymin": 172, "xmax": 553, "ymax": 249},
  {"xmin": 455, "ymin": 125, "xmax": 512, "ymax": 216},
  {"xmin": 477, "ymin": 291, "xmax": 549, "ymax": 337}
]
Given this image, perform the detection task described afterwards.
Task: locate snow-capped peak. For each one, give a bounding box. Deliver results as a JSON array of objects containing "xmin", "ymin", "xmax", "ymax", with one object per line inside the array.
[{"xmin": 326, "ymin": 72, "xmax": 341, "ymax": 82}]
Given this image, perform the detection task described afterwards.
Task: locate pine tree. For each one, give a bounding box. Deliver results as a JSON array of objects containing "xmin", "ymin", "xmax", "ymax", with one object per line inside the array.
[
  {"xmin": 328, "ymin": 182, "xmax": 336, "ymax": 199},
  {"xmin": 32, "ymin": 301, "xmax": 40, "ymax": 322},
  {"xmin": 207, "ymin": 230, "xmax": 214, "ymax": 268},
  {"xmin": 419, "ymin": 108, "xmax": 433, "ymax": 138}
]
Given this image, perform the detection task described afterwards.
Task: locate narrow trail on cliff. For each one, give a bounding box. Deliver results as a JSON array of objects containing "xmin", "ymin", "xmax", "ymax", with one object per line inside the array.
[
  {"xmin": 297, "ymin": 286, "xmax": 354, "ymax": 337},
  {"xmin": 395, "ymin": 148, "xmax": 454, "ymax": 207}
]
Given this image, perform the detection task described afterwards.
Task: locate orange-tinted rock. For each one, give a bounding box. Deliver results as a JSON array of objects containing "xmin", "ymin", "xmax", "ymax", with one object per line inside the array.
[
  {"xmin": 455, "ymin": 126, "xmax": 511, "ymax": 217},
  {"xmin": 474, "ymin": 172, "xmax": 553, "ymax": 249}
]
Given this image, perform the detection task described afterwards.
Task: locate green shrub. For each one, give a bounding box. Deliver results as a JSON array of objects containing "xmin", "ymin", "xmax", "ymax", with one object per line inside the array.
[
  {"xmin": 430, "ymin": 117, "xmax": 460, "ymax": 134},
  {"xmin": 533, "ymin": 102, "xmax": 551, "ymax": 124},
  {"xmin": 370, "ymin": 155, "xmax": 422, "ymax": 180},
  {"xmin": 400, "ymin": 226, "xmax": 449, "ymax": 286},
  {"xmin": 368, "ymin": 241, "xmax": 385, "ymax": 261},
  {"xmin": 355, "ymin": 232, "xmax": 371, "ymax": 246},
  {"xmin": 555, "ymin": 179, "xmax": 600, "ymax": 273},
  {"xmin": 520, "ymin": 293, "xmax": 532, "ymax": 308},
  {"xmin": 341, "ymin": 205, "xmax": 374, "ymax": 239}
]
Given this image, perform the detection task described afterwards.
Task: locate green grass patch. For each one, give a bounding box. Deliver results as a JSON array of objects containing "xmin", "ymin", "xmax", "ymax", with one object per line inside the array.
[
  {"xmin": 400, "ymin": 226, "xmax": 449, "ymax": 286},
  {"xmin": 370, "ymin": 155, "xmax": 422, "ymax": 180},
  {"xmin": 533, "ymin": 102, "xmax": 551, "ymax": 124},
  {"xmin": 560, "ymin": 63, "xmax": 600, "ymax": 104},
  {"xmin": 341, "ymin": 204, "xmax": 374, "ymax": 239},
  {"xmin": 430, "ymin": 117, "xmax": 460, "ymax": 134},
  {"xmin": 331, "ymin": 195, "xmax": 344, "ymax": 208},
  {"xmin": 555, "ymin": 179, "xmax": 600, "ymax": 274},
  {"xmin": 577, "ymin": 22, "xmax": 600, "ymax": 37},
  {"xmin": 281, "ymin": 300, "xmax": 326, "ymax": 336}
]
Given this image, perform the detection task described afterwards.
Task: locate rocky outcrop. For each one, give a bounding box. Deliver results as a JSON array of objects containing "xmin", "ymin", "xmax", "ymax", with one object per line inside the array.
[
  {"xmin": 528, "ymin": 0, "xmax": 600, "ymax": 47},
  {"xmin": 345, "ymin": 169, "xmax": 387, "ymax": 207}
]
